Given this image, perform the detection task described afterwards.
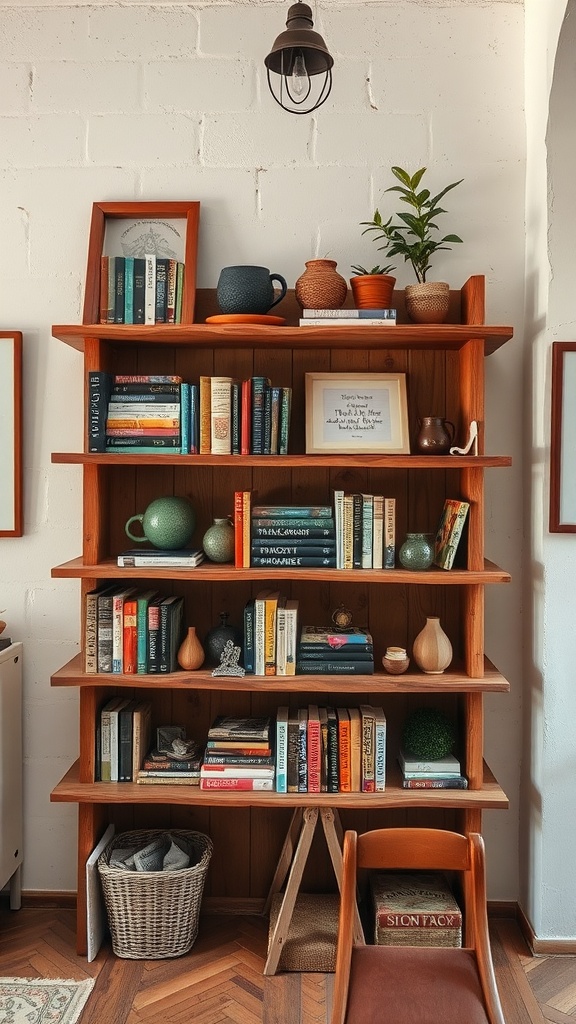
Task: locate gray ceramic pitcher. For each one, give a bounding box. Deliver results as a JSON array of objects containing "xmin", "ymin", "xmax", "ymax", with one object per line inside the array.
[{"xmin": 216, "ymin": 265, "xmax": 287, "ymax": 315}]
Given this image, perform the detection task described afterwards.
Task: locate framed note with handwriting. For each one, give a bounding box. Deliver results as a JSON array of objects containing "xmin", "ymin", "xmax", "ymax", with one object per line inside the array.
[
  {"xmin": 0, "ymin": 332, "xmax": 23, "ymax": 536},
  {"xmin": 305, "ymin": 372, "xmax": 409, "ymax": 455}
]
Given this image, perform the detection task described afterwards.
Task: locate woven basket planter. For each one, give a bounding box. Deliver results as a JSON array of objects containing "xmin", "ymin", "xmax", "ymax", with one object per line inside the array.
[{"xmin": 98, "ymin": 829, "xmax": 213, "ymax": 959}]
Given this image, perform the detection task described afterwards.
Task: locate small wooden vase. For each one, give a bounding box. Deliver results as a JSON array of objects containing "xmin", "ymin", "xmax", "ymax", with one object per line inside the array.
[
  {"xmin": 177, "ymin": 626, "xmax": 205, "ymax": 671},
  {"xmin": 412, "ymin": 616, "xmax": 453, "ymax": 675}
]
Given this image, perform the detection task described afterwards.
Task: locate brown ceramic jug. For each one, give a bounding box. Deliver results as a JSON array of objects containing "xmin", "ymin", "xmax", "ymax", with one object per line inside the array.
[{"xmin": 415, "ymin": 416, "xmax": 455, "ymax": 455}]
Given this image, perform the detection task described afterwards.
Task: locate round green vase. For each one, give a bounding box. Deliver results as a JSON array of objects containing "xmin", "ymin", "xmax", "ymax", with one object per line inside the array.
[{"xmin": 399, "ymin": 532, "xmax": 435, "ymax": 571}]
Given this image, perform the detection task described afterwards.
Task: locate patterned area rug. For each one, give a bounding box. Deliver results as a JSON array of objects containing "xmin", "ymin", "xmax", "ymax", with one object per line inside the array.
[{"xmin": 0, "ymin": 976, "xmax": 95, "ymax": 1024}]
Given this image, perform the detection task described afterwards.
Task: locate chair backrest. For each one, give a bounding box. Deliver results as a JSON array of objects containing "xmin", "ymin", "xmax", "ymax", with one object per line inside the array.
[{"xmin": 331, "ymin": 828, "xmax": 505, "ymax": 1024}]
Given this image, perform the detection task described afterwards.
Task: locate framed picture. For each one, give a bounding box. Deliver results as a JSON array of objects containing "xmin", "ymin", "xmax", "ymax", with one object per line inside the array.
[
  {"xmin": 305, "ymin": 372, "xmax": 410, "ymax": 454},
  {"xmin": 550, "ymin": 341, "xmax": 576, "ymax": 532},
  {"xmin": 0, "ymin": 333, "xmax": 23, "ymax": 537},
  {"xmin": 82, "ymin": 201, "xmax": 200, "ymax": 326}
]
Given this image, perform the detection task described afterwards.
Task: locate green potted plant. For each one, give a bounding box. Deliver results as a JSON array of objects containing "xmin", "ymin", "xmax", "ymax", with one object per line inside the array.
[
  {"xmin": 349, "ymin": 263, "xmax": 396, "ymax": 311},
  {"xmin": 360, "ymin": 166, "xmax": 463, "ymax": 323}
]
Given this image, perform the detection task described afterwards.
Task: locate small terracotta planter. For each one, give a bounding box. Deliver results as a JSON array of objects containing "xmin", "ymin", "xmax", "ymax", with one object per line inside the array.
[{"xmin": 350, "ymin": 274, "xmax": 396, "ymax": 310}]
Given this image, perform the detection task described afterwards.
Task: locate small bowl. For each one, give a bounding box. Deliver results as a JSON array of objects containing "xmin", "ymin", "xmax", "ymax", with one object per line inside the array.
[{"xmin": 382, "ymin": 654, "xmax": 410, "ymax": 675}]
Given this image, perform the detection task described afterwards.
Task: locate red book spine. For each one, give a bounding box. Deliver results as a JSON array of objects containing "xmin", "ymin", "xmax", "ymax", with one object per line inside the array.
[
  {"xmin": 307, "ymin": 706, "xmax": 321, "ymax": 793},
  {"xmin": 241, "ymin": 378, "xmax": 251, "ymax": 455},
  {"xmin": 199, "ymin": 777, "xmax": 273, "ymax": 790}
]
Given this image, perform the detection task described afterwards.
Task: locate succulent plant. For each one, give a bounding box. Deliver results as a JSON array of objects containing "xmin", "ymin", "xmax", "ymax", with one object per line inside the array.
[{"xmin": 350, "ymin": 264, "xmax": 396, "ymax": 276}]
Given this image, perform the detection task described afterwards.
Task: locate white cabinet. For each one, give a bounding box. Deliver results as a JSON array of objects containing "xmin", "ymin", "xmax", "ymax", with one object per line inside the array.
[{"xmin": 0, "ymin": 642, "xmax": 23, "ymax": 908}]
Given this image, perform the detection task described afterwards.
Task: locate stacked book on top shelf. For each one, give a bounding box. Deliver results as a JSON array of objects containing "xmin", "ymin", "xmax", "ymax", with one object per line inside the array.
[
  {"xmin": 299, "ymin": 307, "xmax": 397, "ymax": 326},
  {"xmin": 398, "ymin": 749, "xmax": 468, "ymax": 790},
  {"xmin": 297, "ymin": 625, "xmax": 374, "ymax": 675},
  {"xmin": 99, "ymin": 254, "xmax": 185, "ymax": 325},
  {"xmin": 200, "ymin": 716, "xmax": 274, "ymax": 791},
  {"xmin": 276, "ymin": 704, "xmax": 386, "ymax": 794},
  {"xmin": 136, "ymin": 736, "xmax": 203, "ymax": 787}
]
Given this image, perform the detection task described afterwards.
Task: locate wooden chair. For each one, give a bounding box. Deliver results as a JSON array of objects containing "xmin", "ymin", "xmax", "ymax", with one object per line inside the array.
[{"xmin": 331, "ymin": 828, "xmax": 506, "ymax": 1024}]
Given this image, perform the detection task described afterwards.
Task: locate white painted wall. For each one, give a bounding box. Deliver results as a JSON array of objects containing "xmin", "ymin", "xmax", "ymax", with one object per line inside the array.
[
  {"xmin": 523, "ymin": 0, "xmax": 576, "ymax": 941},
  {"xmin": 0, "ymin": 0, "xmax": 526, "ymax": 907}
]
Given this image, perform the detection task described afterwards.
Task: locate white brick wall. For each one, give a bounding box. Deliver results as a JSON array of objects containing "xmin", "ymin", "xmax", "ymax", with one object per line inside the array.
[{"xmin": 0, "ymin": 0, "xmax": 526, "ymax": 902}]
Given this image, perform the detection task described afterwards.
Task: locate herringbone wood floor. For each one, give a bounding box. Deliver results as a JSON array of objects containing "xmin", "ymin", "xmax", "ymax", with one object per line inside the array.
[{"xmin": 0, "ymin": 903, "xmax": 574, "ymax": 1024}]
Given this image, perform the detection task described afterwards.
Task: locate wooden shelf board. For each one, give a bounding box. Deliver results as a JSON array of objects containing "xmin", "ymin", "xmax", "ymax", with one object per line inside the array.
[
  {"xmin": 50, "ymin": 760, "xmax": 508, "ymax": 809},
  {"xmin": 52, "ymin": 323, "xmax": 514, "ymax": 355},
  {"xmin": 51, "ymin": 556, "xmax": 511, "ymax": 584},
  {"xmin": 51, "ymin": 653, "xmax": 510, "ymax": 692},
  {"xmin": 52, "ymin": 452, "xmax": 512, "ymax": 469}
]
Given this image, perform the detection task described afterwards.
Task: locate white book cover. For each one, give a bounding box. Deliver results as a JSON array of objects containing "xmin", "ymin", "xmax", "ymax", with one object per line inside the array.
[
  {"xmin": 86, "ymin": 824, "xmax": 115, "ymax": 962},
  {"xmin": 284, "ymin": 599, "xmax": 299, "ymax": 676},
  {"xmin": 275, "ymin": 706, "xmax": 289, "ymax": 793},
  {"xmin": 372, "ymin": 495, "xmax": 384, "ymax": 569},
  {"xmin": 361, "ymin": 493, "xmax": 374, "ymax": 569},
  {"xmin": 373, "ymin": 706, "xmax": 387, "ymax": 791},
  {"xmin": 334, "ymin": 489, "xmax": 344, "ymax": 569},
  {"xmin": 144, "ymin": 253, "xmax": 156, "ymax": 325},
  {"xmin": 210, "ymin": 376, "xmax": 233, "ymax": 455}
]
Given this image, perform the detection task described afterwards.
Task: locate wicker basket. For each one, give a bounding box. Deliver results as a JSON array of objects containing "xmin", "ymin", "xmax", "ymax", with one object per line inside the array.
[
  {"xmin": 268, "ymin": 893, "xmax": 340, "ymax": 972},
  {"xmin": 98, "ymin": 829, "xmax": 213, "ymax": 959}
]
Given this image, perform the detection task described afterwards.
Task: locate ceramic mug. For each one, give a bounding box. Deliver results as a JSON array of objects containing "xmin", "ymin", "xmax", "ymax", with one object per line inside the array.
[
  {"xmin": 125, "ymin": 496, "xmax": 196, "ymax": 550},
  {"xmin": 216, "ymin": 265, "xmax": 287, "ymax": 315}
]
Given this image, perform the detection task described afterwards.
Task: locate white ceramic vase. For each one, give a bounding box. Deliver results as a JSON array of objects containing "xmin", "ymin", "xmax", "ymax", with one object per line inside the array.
[{"xmin": 412, "ymin": 616, "xmax": 453, "ymax": 674}]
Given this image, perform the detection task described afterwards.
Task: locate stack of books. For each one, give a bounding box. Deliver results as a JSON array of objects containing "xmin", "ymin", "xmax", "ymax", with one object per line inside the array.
[
  {"xmin": 243, "ymin": 592, "xmax": 299, "ymax": 676},
  {"xmin": 333, "ymin": 491, "xmax": 395, "ymax": 569},
  {"xmin": 277, "ymin": 704, "xmax": 386, "ymax": 794},
  {"xmin": 88, "ymin": 373, "xmax": 186, "ymax": 454},
  {"xmin": 85, "ymin": 586, "xmax": 185, "ymax": 675},
  {"xmin": 198, "ymin": 375, "xmax": 292, "ymax": 456},
  {"xmin": 136, "ymin": 744, "xmax": 203, "ymax": 786},
  {"xmin": 299, "ymin": 307, "xmax": 397, "ymax": 326},
  {"xmin": 96, "ymin": 697, "xmax": 152, "ymax": 782},
  {"xmin": 297, "ymin": 625, "xmax": 374, "ymax": 675},
  {"xmin": 398, "ymin": 749, "xmax": 468, "ymax": 789},
  {"xmin": 99, "ymin": 254, "xmax": 185, "ymax": 325},
  {"xmin": 250, "ymin": 504, "xmax": 336, "ymax": 568},
  {"xmin": 200, "ymin": 716, "xmax": 274, "ymax": 790}
]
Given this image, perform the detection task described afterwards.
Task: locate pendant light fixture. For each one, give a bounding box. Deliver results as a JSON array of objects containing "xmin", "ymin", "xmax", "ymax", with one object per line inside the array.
[{"xmin": 264, "ymin": 3, "xmax": 333, "ymax": 115}]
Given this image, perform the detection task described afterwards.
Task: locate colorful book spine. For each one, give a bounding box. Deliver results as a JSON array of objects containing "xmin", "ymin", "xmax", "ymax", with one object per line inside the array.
[
  {"xmin": 234, "ymin": 491, "xmax": 244, "ymax": 568},
  {"xmin": 203, "ymin": 753, "xmax": 274, "ymax": 766},
  {"xmin": 243, "ymin": 598, "xmax": 255, "ymax": 674},
  {"xmin": 343, "ymin": 493, "xmax": 354, "ymax": 569},
  {"xmin": 252, "ymin": 523, "xmax": 335, "ymax": 538},
  {"xmin": 112, "ymin": 589, "xmax": 134, "ymax": 673},
  {"xmin": 180, "ymin": 382, "xmax": 190, "ymax": 455},
  {"xmin": 241, "ymin": 378, "xmax": 251, "ymax": 455},
  {"xmin": 97, "ymin": 591, "xmax": 114, "ymax": 673},
  {"xmin": 348, "ymin": 707, "xmax": 361, "ymax": 792},
  {"xmin": 372, "ymin": 495, "xmax": 384, "ymax": 569},
  {"xmin": 361, "ymin": 493, "xmax": 374, "ymax": 569},
  {"xmin": 434, "ymin": 499, "xmax": 470, "ymax": 570},
  {"xmin": 199, "ymin": 375, "xmax": 211, "ymax": 454},
  {"xmin": 374, "ymin": 707, "xmax": 387, "ymax": 792},
  {"xmin": 88, "ymin": 371, "xmax": 113, "ymax": 453},
  {"xmin": 166, "ymin": 259, "xmax": 177, "ymax": 323},
  {"xmin": 287, "ymin": 713, "xmax": 299, "ymax": 792},
  {"xmin": 269, "ymin": 386, "xmax": 281, "ymax": 454},
  {"xmin": 360, "ymin": 705, "xmax": 375, "ymax": 793},
  {"xmin": 384, "ymin": 498, "xmax": 396, "ymax": 569},
  {"xmin": 124, "ymin": 256, "xmax": 134, "ymax": 324},
  {"xmin": 242, "ymin": 490, "xmax": 252, "ymax": 568},
  {"xmin": 337, "ymin": 709, "xmax": 351, "ymax": 793},
  {"xmin": 210, "ymin": 376, "xmax": 233, "ymax": 455},
  {"xmin": 155, "ymin": 257, "xmax": 168, "ymax": 322},
  {"xmin": 199, "ymin": 777, "xmax": 274, "ymax": 791},
  {"xmin": 147, "ymin": 599, "xmax": 162, "ymax": 674},
  {"xmin": 307, "ymin": 705, "xmax": 322, "ymax": 793},
  {"xmin": 275, "ymin": 706, "xmax": 289, "ymax": 794},
  {"xmin": 402, "ymin": 777, "xmax": 469, "ymax": 789},
  {"xmin": 275, "ymin": 600, "xmax": 287, "ymax": 676},
  {"xmin": 352, "ymin": 493, "xmax": 363, "ymax": 569},
  {"xmin": 264, "ymin": 591, "xmax": 280, "ymax": 676},
  {"xmin": 231, "ymin": 381, "xmax": 241, "ymax": 455},
  {"xmin": 122, "ymin": 596, "xmax": 138, "ymax": 674},
  {"xmin": 326, "ymin": 707, "xmax": 339, "ymax": 793},
  {"xmin": 251, "ymin": 376, "xmax": 270, "ymax": 455},
  {"xmin": 333, "ymin": 489, "xmax": 344, "ymax": 569},
  {"xmin": 297, "ymin": 708, "xmax": 308, "ymax": 793}
]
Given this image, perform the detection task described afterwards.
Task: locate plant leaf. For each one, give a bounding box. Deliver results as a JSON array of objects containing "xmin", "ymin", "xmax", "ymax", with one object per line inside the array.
[
  {"xmin": 390, "ymin": 165, "xmax": 413, "ymax": 187},
  {"xmin": 409, "ymin": 167, "xmax": 427, "ymax": 190}
]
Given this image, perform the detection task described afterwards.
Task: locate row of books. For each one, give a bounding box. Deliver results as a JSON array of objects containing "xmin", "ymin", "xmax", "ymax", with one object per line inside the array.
[
  {"xmin": 96, "ymin": 697, "xmax": 152, "ymax": 782},
  {"xmin": 334, "ymin": 491, "xmax": 396, "ymax": 569},
  {"xmin": 99, "ymin": 255, "xmax": 185, "ymax": 325},
  {"xmin": 276, "ymin": 704, "xmax": 387, "ymax": 794},
  {"xmin": 198, "ymin": 375, "xmax": 292, "ymax": 456},
  {"xmin": 243, "ymin": 592, "xmax": 299, "ymax": 675},
  {"xmin": 87, "ymin": 373, "xmax": 293, "ymax": 457},
  {"xmin": 398, "ymin": 749, "xmax": 468, "ymax": 790},
  {"xmin": 299, "ymin": 307, "xmax": 397, "ymax": 326},
  {"xmin": 85, "ymin": 586, "xmax": 185, "ymax": 674}
]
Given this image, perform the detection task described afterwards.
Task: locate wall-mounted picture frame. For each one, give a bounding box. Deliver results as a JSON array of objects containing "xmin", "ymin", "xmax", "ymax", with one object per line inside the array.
[
  {"xmin": 550, "ymin": 341, "xmax": 576, "ymax": 532},
  {"xmin": 0, "ymin": 332, "xmax": 23, "ymax": 537},
  {"xmin": 82, "ymin": 201, "xmax": 200, "ymax": 326},
  {"xmin": 305, "ymin": 372, "xmax": 410, "ymax": 454}
]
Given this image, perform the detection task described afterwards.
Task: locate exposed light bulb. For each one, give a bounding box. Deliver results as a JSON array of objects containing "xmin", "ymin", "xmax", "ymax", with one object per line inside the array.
[{"xmin": 290, "ymin": 50, "xmax": 308, "ymax": 96}]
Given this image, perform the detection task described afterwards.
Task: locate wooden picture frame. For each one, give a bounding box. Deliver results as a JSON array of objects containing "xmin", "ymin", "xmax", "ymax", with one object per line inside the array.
[
  {"xmin": 82, "ymin": 201, "xmax": 200, "ymax": 326},
  {"xmin": 305, "ymin": 372, "xmax": 410, "ymax": 454},
  {"xmin": 550, "ymin": 341, "xmax": 576, "ymax": 532},
  {"xmin": 0, "ymin": 332, "xmax": 23, "ymax": 537}
]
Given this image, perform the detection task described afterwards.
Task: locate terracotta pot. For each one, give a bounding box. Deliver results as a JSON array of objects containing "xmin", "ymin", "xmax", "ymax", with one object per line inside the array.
[
  {"xmin": 405, "ymin": 282, "xmax": 450, "ymax": 324},
  {"xmin": 350, "ymin": 274, "xmax": 396, "ymax": 310},
  {"xmin": 295, "ymin": 259, "xmax": 348, "ymax": 310},
  {"xmin": 177, "ymin": 626, "xmax": 205, "ymax": 671},
  {"xmin": 412, "ymin": 616, "xmax": 453, "ymax": 675}
]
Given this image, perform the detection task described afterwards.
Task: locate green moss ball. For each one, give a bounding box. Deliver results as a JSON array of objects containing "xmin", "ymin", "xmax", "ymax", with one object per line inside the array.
[{"xmin": 402, "ymin": 708, "xmax": 455, "ymax": 760}]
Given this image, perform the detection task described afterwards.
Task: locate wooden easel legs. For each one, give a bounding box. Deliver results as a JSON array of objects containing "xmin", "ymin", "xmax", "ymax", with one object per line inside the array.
[{"xmin": 263, "ymin": 807, "xmax": 363, "ymax": 976}]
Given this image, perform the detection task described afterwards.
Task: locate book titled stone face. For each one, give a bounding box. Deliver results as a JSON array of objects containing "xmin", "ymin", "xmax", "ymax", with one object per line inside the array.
[{"xmin": 370, "ymin": 872, "xmax": 462, "ymax": 947}]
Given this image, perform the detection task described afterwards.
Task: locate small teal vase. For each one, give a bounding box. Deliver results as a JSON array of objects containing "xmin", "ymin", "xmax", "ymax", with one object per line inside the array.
[{"xmin": 399, "ymin": 532, "xmax": 435, "ymax": 571}]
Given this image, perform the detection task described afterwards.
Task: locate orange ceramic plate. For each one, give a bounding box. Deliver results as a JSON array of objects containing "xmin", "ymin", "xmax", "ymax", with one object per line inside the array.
[{"xmin": 205, "ymin": 313, "xmax": 287, "ymax": 326}]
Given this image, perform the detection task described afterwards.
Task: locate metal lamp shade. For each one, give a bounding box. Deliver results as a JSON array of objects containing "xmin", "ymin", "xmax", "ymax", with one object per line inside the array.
[{"xmin": 265, "ymin": 2, "xmax": 333, "ymax": 113}]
